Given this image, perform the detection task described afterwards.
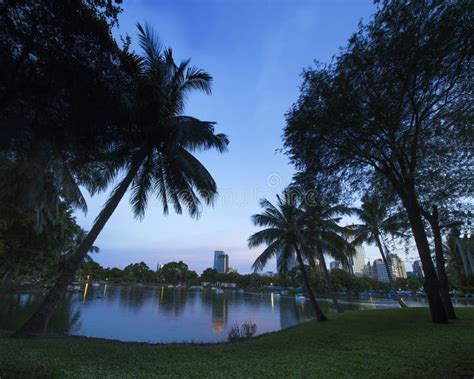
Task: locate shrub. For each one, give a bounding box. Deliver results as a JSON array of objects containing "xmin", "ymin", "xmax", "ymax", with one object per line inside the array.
[{"xmin": 227, "ymin": 321, "xmax": 257, "ymax": 342}]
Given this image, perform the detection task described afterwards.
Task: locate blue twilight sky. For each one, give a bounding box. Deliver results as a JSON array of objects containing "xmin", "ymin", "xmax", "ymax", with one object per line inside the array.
[{"xmin": 76, "ymin": 0, "xmax": 411, "ymax": 274}]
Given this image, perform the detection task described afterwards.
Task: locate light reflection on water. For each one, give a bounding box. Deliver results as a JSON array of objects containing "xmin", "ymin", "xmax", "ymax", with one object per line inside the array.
[{"xmin": 0, "ymin": 285, "xmax": 472, "ymax": 343}]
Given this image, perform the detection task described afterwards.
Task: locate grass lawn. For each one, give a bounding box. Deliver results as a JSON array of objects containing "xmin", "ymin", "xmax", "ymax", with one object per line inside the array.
[{"xmin": 0, "ymin": 308, "xmax": 473, "ymax": 378}]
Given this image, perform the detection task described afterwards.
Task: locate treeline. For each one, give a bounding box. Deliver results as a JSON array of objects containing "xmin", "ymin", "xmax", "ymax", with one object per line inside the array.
[{"xmin": 79, "ymin": 259, "xmax": 429, "ymax": 294}]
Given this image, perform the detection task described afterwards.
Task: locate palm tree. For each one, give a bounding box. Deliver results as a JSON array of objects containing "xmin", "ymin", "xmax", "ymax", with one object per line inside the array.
[
  {"xmin": 13, "ymin": 23, "xmax": 229, "ymax": 337},
  {"xmin": 302, "ymin": 202, "xmax": 354, "ymax": 313},
  {"xmin": 63, "ymin": 229, "xmax": 100, "ymax": 264},
  {"xmin": 249, "ymin": 192, "xmax": 328, "ymax": 322},
  {"xmin": 349, "ymin": 195, "xmax": 408, "ymax": 308}
]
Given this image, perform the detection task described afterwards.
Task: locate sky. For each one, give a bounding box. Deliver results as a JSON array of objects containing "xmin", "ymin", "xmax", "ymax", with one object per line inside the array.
[{"xmin": 76, "ymin": 0, "xmax": 415, "ymax": 274}]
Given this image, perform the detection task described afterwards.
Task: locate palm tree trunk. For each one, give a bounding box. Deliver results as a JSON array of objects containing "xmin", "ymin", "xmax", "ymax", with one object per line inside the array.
[
  {"xmin": 12, "ymin": 153, "xmax": 145, "ymax": 338},
  {"xmin": 294, "ymin": 244, "xmax": 328, "ymax": 322},
  {"xmin": 428, "ymin": 206, "xmax": 457, "ymax": 319},
  {"xmin": 317, "ymin": 245, "xmax": 343, "ymax": 313},
  {"xmin": 374, "ymin": 233, "xmax": 408, "ymax": 308}
]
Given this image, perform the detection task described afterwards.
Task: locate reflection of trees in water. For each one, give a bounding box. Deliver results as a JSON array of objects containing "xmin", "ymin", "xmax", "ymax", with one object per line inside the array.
[
  {"xmin": 46, "ymin": 292, "xmax": 81, "ymax": 334},
  {"xmin": 279, "ymin": 297, "xmax": 301, "ymax": 329},
  {"xmin": 155, "ymin": 287, "xmax": 186, "ymax": 316},
  {"xmin": 117, "ymin": 285, "xmax": 151, "ymax": 313},
  {"xmin": 0, "ymin": 293, "xmax": 39, "ymax": 330},
  {"xmin": 212, "ymin": 294, "xmax": 228, "ymax": 334},
  {"xmin": 278, "ymin": 296, "xmax": 322, "ymax": 329},
  {"xmin": 0, "ymin": 292, "xmax": 80, "ymax": 334}
]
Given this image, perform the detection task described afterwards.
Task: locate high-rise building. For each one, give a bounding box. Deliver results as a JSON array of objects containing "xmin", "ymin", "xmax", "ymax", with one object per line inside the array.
[
  {"xmin": 374, "ymin": 259, "xmax": 391, "ymax": 283},
  {"xmin": 373, "ymin": 254, "xmax": 406, "ymax": 283},
  {"xmin": 213, "ymin": 250, "xmax": 229, "ymax": 273},
  {"xmin": 330, "ymin": 244, "xmax": 366, "ymax": 275},
  {"xmin": 349, "ymin": 244, "xmax": 366, "ymax": 276},
  {"xmin": 362, "ymin": 261, "xmax": 377, "ymax": 279},
  {"xmin": 276, "ymin": 251, "xmax": 297, "ymax": 273},
  {"xmin": 389, "ymin": 254, "xmax": 407, "ymax": 279},
  {"xmin": 412, "ymin": 260, "xmax": 424, "ymax": 277}
]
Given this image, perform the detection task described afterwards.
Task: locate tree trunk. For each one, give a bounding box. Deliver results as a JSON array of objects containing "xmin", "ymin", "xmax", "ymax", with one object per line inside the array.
[
  {"xmin": 428, "ymin": 206, "xmax": 457, "ymax": 319},
  {"xmin": 317, "ymin": 245, "xmax": 343, "ymax": 313},
  {"xmin": 403, "ymin": 195, "xmax": 447, "ymax": 323},
  {"xmin": 12, "ymin": 153, "xmax": 145, "ymax": 337},
  {"xmin": 294, "ymin": 244, "xmax": 328, "ymax": 322},
  {"xmin": 374, "ymin": 233, "xmax": 408, "ymax": 308},
  {"xmin": 1, "ymin": 271, "xmax": 10, "ymax": 282}
]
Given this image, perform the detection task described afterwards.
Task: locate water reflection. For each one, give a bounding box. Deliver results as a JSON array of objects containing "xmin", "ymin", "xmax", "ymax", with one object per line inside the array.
[
  {"xmin": 0, "ymin": 291, "xmax": 81, "ymax": 335},
  {"xmin": 212, "ymin": 293, "xmax": 228, "ymax": 334},
  {"xmin": 0, "ymin": 286, "xmax": 472, "ymax": 343}
]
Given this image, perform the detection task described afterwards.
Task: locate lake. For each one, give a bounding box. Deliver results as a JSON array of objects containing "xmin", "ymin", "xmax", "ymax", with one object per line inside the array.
[{"xmin": 1, "ymin": 284, "xmax": 472, "ymax": 343}]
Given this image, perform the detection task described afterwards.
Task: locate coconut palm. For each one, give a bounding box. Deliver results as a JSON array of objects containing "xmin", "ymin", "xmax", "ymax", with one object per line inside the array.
[
  {"xmin": 62, "ymin": 229, "xmax": 100, "ymax": 264},
  {"xmin": 302, "ymin": 202, "xmax": 354, "ymax": 313},
  {"xmin": 13, "ymin": 23, "xmax": 228, "ymax": 337},
  {"xmin": 349, "ymin": 195, "xmax": 408, "ymax": 308},
  {"xmin": 249, "ymin": 191, "xmax": 328, "ymax": 322}
]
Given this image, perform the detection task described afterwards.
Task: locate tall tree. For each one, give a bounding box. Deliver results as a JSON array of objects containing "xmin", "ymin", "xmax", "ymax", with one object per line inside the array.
[
  {"xmin": 0, "ymin": 0, "xmax": 127, "ymax": 228},
  {"xmin": 13, "ymin": 24, "xmax": 228, "ymax": 337},
  {"xmin": 302, "ymin": 200, "xmax": 355, "ymax": 313},
  {"xmin": 249, "ymin": 192, "xmax": 328, "ymax": 321},
  {"xmin": 0, "ymin": 203, "xmax": 82, "ymax": 281},
  {"xmin": 283, "ymin": 0, "xmax": 472, "ymax": 323},
  {"xmin": 349, "ymin": 195, "xmax": 408, "ymax": 308}
]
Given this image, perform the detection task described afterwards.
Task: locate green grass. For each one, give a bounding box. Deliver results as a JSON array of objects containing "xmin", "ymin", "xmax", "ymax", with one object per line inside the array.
[{"xmin": 0, "ymin": 308, "xmax": 473, "ymax": 378}]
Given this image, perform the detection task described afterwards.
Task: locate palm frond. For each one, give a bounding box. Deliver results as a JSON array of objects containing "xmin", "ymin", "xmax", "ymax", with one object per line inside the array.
[
  {"xmin": 130, "ymin": 155, "xmax": 153, "ymax": 220},
  {"xmin": 170, "ymin": 116, "xmax": 229, "ymax": 153},
  {"xmin": 136, "ymin": 22, "xmax": 163, "ymax": 65},
  {"xmin": 252, "ymin": 239, "xmax": 285, "ymax": 272},
  {"xmin": 182, "ymin": 66, "xmax": 213, "ymax": 95},
  {"xmin": 248, "ymin": 228, "xmax": 284, "ymax": 248}
]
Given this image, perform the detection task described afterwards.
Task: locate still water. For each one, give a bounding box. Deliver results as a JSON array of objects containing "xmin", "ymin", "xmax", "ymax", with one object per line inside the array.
[{"xmin": 0, "ymin": 284, "xmax": 472, "ymax": 343}]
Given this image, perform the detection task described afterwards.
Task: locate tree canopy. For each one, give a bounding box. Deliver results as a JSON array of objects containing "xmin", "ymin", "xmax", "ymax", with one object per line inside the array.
[{"xmin": 283, "ymin": 0, "xmax": 472, "ymax": 323}]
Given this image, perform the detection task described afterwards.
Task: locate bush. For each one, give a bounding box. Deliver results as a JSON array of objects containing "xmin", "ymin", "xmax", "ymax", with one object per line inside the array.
[{"xmin": 227, "ymin": 321, "xmax": 257, "ymax": 342}]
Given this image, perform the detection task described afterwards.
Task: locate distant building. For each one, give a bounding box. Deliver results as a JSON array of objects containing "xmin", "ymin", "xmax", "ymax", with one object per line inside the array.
[
  {"xmin": 372, "ymin": 254, "xmax": 406, "ymax": 283},
  {"xmin": 361, "ymin": 261, "xmax": 377, "ymax": 279},
  {"xmin": 330, "ymin": 261, "xmax": 343, "ymax": 271},
  {"xmin": 412, "ymin": 260, "xmax": 424, "ymax": 277},
  {"xmin": 329, "ymin": 244, "xmax": 366, "ymax": 275},
  {"xmin": 389, "ymin": 254, "xmax": 407, "ymax": 279},
  {"xmin": 213, "ymin": 250, "xmax": 229, "ymax": 273},
  {"xmin": 276, "ymin": 251, "xmax": 297, "ymax": 273},
  {"xmin": 349, "ymin": 244, "xmax": 366, "ymax": 276},
  {"xmin": 156, "ymin": 263, "xmax": 164, "ymax": 272},
  {"xmin": 374, "ymin": 259, "xmax": 391, "ymax": 283}
]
